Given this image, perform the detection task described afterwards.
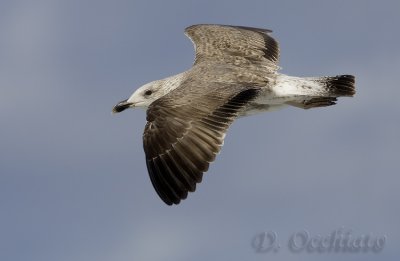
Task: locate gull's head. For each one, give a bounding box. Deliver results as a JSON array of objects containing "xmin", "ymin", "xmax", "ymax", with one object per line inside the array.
[{"xmin": 112, "ymin": 80, "xmax": 167, "ymax": 113}]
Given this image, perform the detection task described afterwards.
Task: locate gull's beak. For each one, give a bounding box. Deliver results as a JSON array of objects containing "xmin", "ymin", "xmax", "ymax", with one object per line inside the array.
[{"xmin": 112, "ymin": 99, "xmax": 134, "ymax": 113}]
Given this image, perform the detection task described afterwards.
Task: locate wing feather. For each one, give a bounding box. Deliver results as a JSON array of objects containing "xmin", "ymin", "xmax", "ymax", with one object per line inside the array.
[
  {"xmin": 143, "ymin": 87, "xmax": 259, "ymax": 205},
  {"xmin": 185, "ymin": 24, "xmax": 280, "ymax": 70}
]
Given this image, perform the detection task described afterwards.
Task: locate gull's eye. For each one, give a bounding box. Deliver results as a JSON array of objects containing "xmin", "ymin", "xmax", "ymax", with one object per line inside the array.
[{"xmin": 144, "ymin": 90, "xmax": 153, "ymax": 96}]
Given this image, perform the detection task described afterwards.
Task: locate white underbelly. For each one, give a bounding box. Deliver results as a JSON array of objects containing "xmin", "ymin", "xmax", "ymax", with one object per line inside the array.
[{"xmin": 240, "ymin": 74, "xmax": 328, "ymax": 117}]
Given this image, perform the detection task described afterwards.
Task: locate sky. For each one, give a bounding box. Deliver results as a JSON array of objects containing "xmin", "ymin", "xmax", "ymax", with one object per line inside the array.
[{"xmin": 1, "ymin": 0, "xmax": 399, "ymax": 260}]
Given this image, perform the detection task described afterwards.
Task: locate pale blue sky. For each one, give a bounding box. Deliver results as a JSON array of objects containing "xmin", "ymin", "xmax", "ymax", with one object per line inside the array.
[{"xmin": 1, "ymin": 1, "xmax": 399, "ymax": 260}]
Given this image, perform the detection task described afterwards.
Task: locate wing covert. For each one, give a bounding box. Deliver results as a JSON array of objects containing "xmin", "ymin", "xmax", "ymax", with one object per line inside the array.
[{"xmin": 185, "ymin": 24, "xmax": 280, "ymax": 70}]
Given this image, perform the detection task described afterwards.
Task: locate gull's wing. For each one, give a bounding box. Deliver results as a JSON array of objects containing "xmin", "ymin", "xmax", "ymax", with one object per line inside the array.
[
  {"xmin": 185, "ymin": 24, "xmax": 280, "ymax": 71},
  {"xmin": 143, "ymin": 81, "xmax": 260, "ymax": 205}
]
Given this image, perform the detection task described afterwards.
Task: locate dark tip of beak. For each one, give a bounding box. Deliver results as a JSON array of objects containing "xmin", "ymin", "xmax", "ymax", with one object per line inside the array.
[{"xmin": 112, "ymin": 99, "xmax": 134, "ymax": 113}]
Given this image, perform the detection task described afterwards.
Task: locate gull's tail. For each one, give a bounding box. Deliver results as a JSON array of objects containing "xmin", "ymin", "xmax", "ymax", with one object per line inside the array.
[
  {"xmin": 282, "ymin": 74, "xmax": 355, "ymax": 109},
  {"xmin": 317, "ymin": 75, "xmax": 355, "ymax": 97}
]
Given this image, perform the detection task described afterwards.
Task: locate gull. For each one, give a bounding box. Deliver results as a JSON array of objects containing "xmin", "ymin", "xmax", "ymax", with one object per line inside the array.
[{"xmin": 112, "ymin": 24, "xmax": 355, "ymax": 205}]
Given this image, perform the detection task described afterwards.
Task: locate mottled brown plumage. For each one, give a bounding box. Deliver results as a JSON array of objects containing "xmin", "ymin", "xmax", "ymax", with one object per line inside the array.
[
  {"xmin": 141, "ymin": 25, "xmax": 282, "ymax": 205},
  {"xmin": 112, "ymin": 24, "xmax": 355, "ymax": 205}
]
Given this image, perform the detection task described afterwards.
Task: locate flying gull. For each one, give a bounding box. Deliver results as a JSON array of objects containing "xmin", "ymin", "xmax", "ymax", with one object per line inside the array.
[{"xmin": 113, "ymin": 24, "xmax": 355, "ymax": 205}]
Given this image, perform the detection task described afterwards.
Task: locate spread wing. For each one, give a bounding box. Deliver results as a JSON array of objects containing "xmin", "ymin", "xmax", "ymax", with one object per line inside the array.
[
  {"xmin": 185, "ymin": 24, "xmax": 280, "ymax": 71},
  {"xmin": 143, "ymin": 82, "xmax": 260, "ymax": 205}
]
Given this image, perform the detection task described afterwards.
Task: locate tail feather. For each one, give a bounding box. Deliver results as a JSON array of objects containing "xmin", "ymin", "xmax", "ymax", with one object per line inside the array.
[
  {"xmin": 284, "ymin": 74, "xmax": 355, "ymax": 109},
  {"xmin": 319, "ymin": 75, "xmax": 356, "ymax": 97}
]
